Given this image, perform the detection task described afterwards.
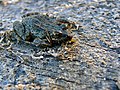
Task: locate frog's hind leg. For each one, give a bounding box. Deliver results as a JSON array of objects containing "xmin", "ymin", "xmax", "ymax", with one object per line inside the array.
[{"xmin": 13, "ymin": 21, "xmax": 26, "ymax": 41}]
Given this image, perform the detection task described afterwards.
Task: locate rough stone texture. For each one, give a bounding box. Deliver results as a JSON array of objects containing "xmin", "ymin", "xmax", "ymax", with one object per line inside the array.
[{"xmin": 0, "ymin": 0, "xmax": 120, "ymax": 90}]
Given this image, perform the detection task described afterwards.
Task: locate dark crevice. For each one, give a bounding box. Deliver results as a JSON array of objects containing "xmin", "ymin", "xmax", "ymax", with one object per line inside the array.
[{"xmin": 56, "ymin": 78, "xmax": 81, "ymax": 85}]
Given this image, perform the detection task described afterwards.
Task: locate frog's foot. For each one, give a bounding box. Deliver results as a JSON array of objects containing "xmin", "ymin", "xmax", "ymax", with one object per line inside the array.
[{"xmin": 8, "ymin": 31, "xmax": 20, "ymax": 42}]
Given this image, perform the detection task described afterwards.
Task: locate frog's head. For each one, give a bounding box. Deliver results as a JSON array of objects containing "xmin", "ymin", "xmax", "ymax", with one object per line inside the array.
[{"xmin": 49, "ymin": 31, "xmax": 72, "ymax": 46}]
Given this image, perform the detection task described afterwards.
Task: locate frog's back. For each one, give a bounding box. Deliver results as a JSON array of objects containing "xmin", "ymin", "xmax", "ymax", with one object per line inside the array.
[
  {"xmin": 22, "ymin": 12, "xmax": 62, "ymax": 32},
  {"xmin": 21, "ymin": 15, "xmax": 48, "ymax": 38}
]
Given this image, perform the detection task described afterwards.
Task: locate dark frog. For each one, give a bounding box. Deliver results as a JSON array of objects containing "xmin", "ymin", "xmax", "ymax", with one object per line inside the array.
[{"xmin": 12, "ymin": 13, "xmax": 76, "ymax": 47}]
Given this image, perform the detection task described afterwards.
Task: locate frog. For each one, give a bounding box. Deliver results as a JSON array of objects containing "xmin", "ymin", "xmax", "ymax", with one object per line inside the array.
[{"xmin": 11, "ymin": 12, "xmax": 76, "ymax": 47}]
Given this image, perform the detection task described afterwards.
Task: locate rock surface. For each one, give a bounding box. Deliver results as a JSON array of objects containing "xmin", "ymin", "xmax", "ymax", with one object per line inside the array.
[{"xmin": 0, "ymin": 0, "xmax": 120, "ymax": 90}]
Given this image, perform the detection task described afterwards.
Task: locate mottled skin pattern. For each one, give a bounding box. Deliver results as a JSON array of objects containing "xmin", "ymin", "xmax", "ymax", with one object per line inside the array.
[{"xmin": 12, "ymin": 13, "xmax": 75, "ymax": 47}]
